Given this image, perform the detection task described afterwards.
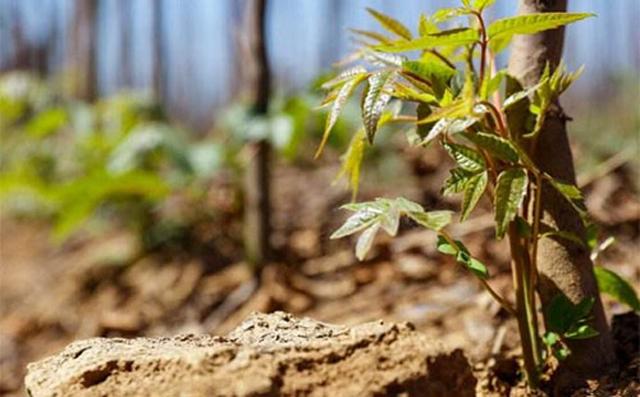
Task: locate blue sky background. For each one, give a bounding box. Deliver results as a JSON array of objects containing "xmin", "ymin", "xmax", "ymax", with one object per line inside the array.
[{"xmin": 1, "ymin": 0, "xmax": 638, "ymax": 127}]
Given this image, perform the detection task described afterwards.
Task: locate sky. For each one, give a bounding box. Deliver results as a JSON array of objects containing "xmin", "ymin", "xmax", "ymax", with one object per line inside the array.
[{"xmin": 1, "ymin": 0, "xmax": 638, "ymax": 126}]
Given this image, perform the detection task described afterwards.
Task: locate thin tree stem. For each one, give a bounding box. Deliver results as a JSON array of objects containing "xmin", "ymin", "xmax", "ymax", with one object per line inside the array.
[{"xmin": 439, "ymin": 230, "xmax": 517, "ymax": 316}]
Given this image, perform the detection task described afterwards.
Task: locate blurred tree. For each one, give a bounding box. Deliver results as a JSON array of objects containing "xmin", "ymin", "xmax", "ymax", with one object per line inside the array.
[
  {"xmin": 69, "ymin": 0, "xmax": 98, "ymax": 101},
  {"xmin": 241, "ymin": 0, "xmax": 272, "ymax": 267},
  {"xmin": 118, "ymin": 0, "xmax": 132, "ymax": 88},
  {"xmin": 508, "ymin": 0, "xmax": 616, "ymax": 391},
  {"xmin": 151, "ymin": 0, "xmax": 165, "ymax": 101}
]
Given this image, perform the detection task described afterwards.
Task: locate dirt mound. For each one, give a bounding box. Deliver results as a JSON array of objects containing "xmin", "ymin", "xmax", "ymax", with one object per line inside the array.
[{"xmin": 24, "ymin": 311, "xmax": 476, "ymax": 397}]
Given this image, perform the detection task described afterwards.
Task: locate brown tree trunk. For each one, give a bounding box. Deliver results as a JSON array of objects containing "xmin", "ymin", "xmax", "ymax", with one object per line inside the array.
[
  {"xmin": 508, "ymin": 0, "xmax": 617, "ymax": 393},
  {"xmin": 69, "ymin": 0, "xmax": 98, "ymax": 101},
  {"xmin": 242, "ymin": 0, "xmax": 272, "ymax": 267}
]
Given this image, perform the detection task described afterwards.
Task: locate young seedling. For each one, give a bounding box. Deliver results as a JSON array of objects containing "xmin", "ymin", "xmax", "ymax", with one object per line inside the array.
[{"xmin": 316, "ymin": 0, "xmax": 638, "ymax": 389}]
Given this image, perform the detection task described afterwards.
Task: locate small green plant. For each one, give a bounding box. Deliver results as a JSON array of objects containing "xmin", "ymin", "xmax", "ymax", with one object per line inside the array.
[
  {"xmin": 0, "ymin": 73, "xmax": 224, "ymax": 248},
  {"xmin": 316, "ymin": 0, "xmax": 638, "ymax": 388}
]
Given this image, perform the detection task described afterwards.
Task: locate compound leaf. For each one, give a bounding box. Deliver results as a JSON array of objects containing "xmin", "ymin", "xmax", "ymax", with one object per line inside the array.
[
  {"xmin": 463, "ymin": 132, "xmax": 519, "ymax": 163},
  {"xmin": 376, "ymin": 28, "xmax": 479, "ymax": 53},
  {"xmin": 443, "ymin": 142, "xmax": 486, "ymax": 173},
  {"xmin": 362, "ymin": 71, "xmax": 396, "ymax": 144},
  {"xmin": 487, "ymin": 12, "xmax": 593, "ymax": 44},
  {"xmin": 316, "ymin": 73, "xmax": 367, "ymax": 158},
  {"xmin": 494, "ymin": 168, "xmax": 528, "ymax": 239},
  {"xmin": 367, "ymin": 8, "xmax": 413, "ymax": 40},
  {"xmin": 461, "ymin": 171, "xmax": 488, "ymax": 221}
]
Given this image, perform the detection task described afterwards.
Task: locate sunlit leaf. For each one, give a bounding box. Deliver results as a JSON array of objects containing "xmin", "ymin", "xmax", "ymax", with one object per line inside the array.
[
  {"xmin": 473, "ymin": 0, "xmax": 495, "ymax": 11},
  {"xmin": 362, "ymin": 71, "xmax": 396, "ymax": 144},
  {"xmin": 402, "ymin": 59, "xmax": 456, "ymax": 84},
  {"xmin": 442, "ymin": 168, "xmax": 474, "ymax": 195},
  {"xmin": 494, "ymin": 168, "xmax": 528, "ymax": 239},
  {"xmin": 443, "ymin": 142, "xmax": 486, "ymax": 172},
  {"xmin": 316, "ymin": 73, "xmax": 367, "ymax": 158},
  {"xmin": 407, "ymin": 210, "xmax": 452, "ymax": 231},
  {"xmin": 330, "ymin": 207, "xmax": 381, "ymax": 239},
  {"xmin": 356, "ymin": 223, "xmax": 380, "ymax": 260},
  {"xmin": 487, "ymin": 13, "xmax": 593, "ymax": 49},
  {"xmin": 376, "ymin": 28, "xmax": 479, "ymax": 53},
  {"xmin": 321, "ymin": 66, "xmax": 368, "ymax": 90},
  {"xmin": 349, "ymin": 29, "xmax": 392, "ymax": 45},
  {"xmin": 461, "ymin": 171, "xmax": 488, "ymax": 221},
  {"xmin": 463, "ymin": 132, "xmax": 519, "ymax": 163},
  {"xmin": 335, "ymin": 129, "xmax": 366, "ymax": 199},
  {"xmin": 503, "ymin": 78, "xmax": 546, "ymax": 109},
  {"xmin": 366, "ymin": 8, "xmax": 413, "ymax": 40},
  {"xmin": 416, "ymin": 99, "xmax": 472, "ymax": 125}
]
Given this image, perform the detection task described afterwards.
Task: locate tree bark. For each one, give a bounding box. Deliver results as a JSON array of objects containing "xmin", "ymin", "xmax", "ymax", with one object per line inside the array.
[
  {"xmin": 242, "ymin": 0, "xmax": 272, "ymax": 267},
  {"xmin": 69, "ymin": 0, "xmax": 98, "ymax": 101},
  {"xmin": 508, "ymin": 0, "xmax": 616, "ymax": 392}
]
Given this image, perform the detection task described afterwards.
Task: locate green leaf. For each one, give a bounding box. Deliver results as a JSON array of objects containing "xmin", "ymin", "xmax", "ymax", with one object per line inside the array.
[
  {"xmin": 443, "ymin": 142, "xmax": 486, "ymax": 173},
  {"xmin": 545, "ymin": 294, "xmax": 597, "ymax": 337},
  {"xmin": 316, "ymin": 73, "xmax": 367, "ymax": 158},
  {"xmin": 376, "ymin": 28, "xmax": 480, "ymax": 53},
  {"xmin": 564, "ymin": 324, "xmax": 599, "ymax": 340},
  {"xmin": 391, "ymin": 82, "xmax": 436, "ymax": 104},
  {"xmin": 26, "ymin": 107, "xmax": 68, "ymax": 138},
  {"xmin": 330, "ymin": 207, "xmax": 381, "ymax": 239},
  {"xmin": 432, "ymin": 8, "xmax": 473, "ymax": 23},
  {"xmin": 355, "ymin": 223, "xmax": 381, "ymax": 260},
  {"xmin": 321, "ymin": 66, "xmax": 368, "ymax": 90},
  {"xmin": 463, "ymin": 132, "xmax": 519, "ymax": 163},
  {"xmin": 436, "ymin": 235, "xmax": 460, "ymax": 255},
  {"xmin": 540, "ymin": 230, "xmax": 586, "ymax": 248},
  {"xmin": 546, "ymin": 175, "xmax": 588, "ymax": 218},
  {"xmin": 366, "ymin": 8, "xmax": 413, "ymax": 40},
  {"xmin": 349, "ymin": 29, "xmax": 392, "ymax": 44},
  {"xmin": 418, "ymin": 13, "xmax": 438, "ymax": 36},
  {"xmin": 362, "ymin": 71, "xmax": 396, "ymax": 144},
  {"xmin": 542, "ymin": 331, "xmax": 560, "ymax": 347},
  {"xmin": 494, "ymin": 168, "xmax": 528, "ymax": 239},
  {"xmin": 473, "ymin": 0, "xmax": 495, "ymax": 11},
  {"xmin": 442, "ymin": 168, "xmax": 474, "ymax": 196},
  {"xmin": 503, "ymin": 78, "xmax": 547, "ymax": 109},
  {"xmin": 402, "ymin": 59, "xmax": 456, "ymax": 85},
  {"xmin": 515, "ymin": 216, "xmax": 532, "ymax": 238},
  {"xmin": 460, "ymin": 171, "xmax": 488, "ymax": 221},
  {"xmin": 480, "ymin": 69, "xmax": 507, "ymax": 99},
  {"xmin": 545, "ymin": 294, "xmax": 576, "ymax": 334},
  {"xmin": 416, "ymin": 100, "xmax": 473, "ymax": 125},
  {"xmin": 466, "ymin": 257, "xmax": 489, "ymax": 279},
  {"xmin": 408, "ymin": 210, "xmax": 453, "ymax": 231},
  {"xmin": 335, "ymin": 129, "xmax": 366, "ymax": 199},
  {"xmin": 363, "ymin": 50, "xmax": 406, "ymax": 67},
  {"xmin": 594, "ymin": 266, "xmax": 640, "ymax": 311},
  {"xmin": 436, "ymin": 236, "xmax": 488, "ymax": 279},
  {"xmin": 487, "ymin": 12, "xmax": 593, "ymax": 43},
  {"xmin": 554, "ymin": 345, "xmax": 571, "ymax": 361}
]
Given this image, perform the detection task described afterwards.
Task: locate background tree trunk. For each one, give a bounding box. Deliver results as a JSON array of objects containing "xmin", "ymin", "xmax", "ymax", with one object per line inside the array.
[
  {"xmin": 151, "ymin": 0, "xmax": 165, "ymax": 101},
  {"xmin": 242, "ymin": 0, "xmax": 272, "ymax": 268},
  {"xmin": 69, "ymin": 0, "xmax": 98, "ymax": 101},
  {"xmin": 508, "ymin": 0, "xmax": 617, "ymax": 392}
]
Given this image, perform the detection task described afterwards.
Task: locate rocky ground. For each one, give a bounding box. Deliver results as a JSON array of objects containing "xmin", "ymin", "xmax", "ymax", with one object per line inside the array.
[{"xmin": 1, "ymin": 150, "xmax": 638, "ymax": 396}]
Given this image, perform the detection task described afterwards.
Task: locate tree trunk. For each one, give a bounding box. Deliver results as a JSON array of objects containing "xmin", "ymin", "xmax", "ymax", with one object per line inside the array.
[
  {"xmin": 69, "ymin": 0, "xmax": 98, "ymax": 101},
  {"xmin": 508, "ymin": 0, "xmax": 617, "ymax": 392},
  {"xmin": 117, "ymin": 0, "xmax": 132, "ymax": 88},
  {"xmin": 151, "ymin": 0, "xmax": 165, "ymax": 101},
  {"xmin": 242, "ymin": 0, "xmax": 272, "ymax": 267}
]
